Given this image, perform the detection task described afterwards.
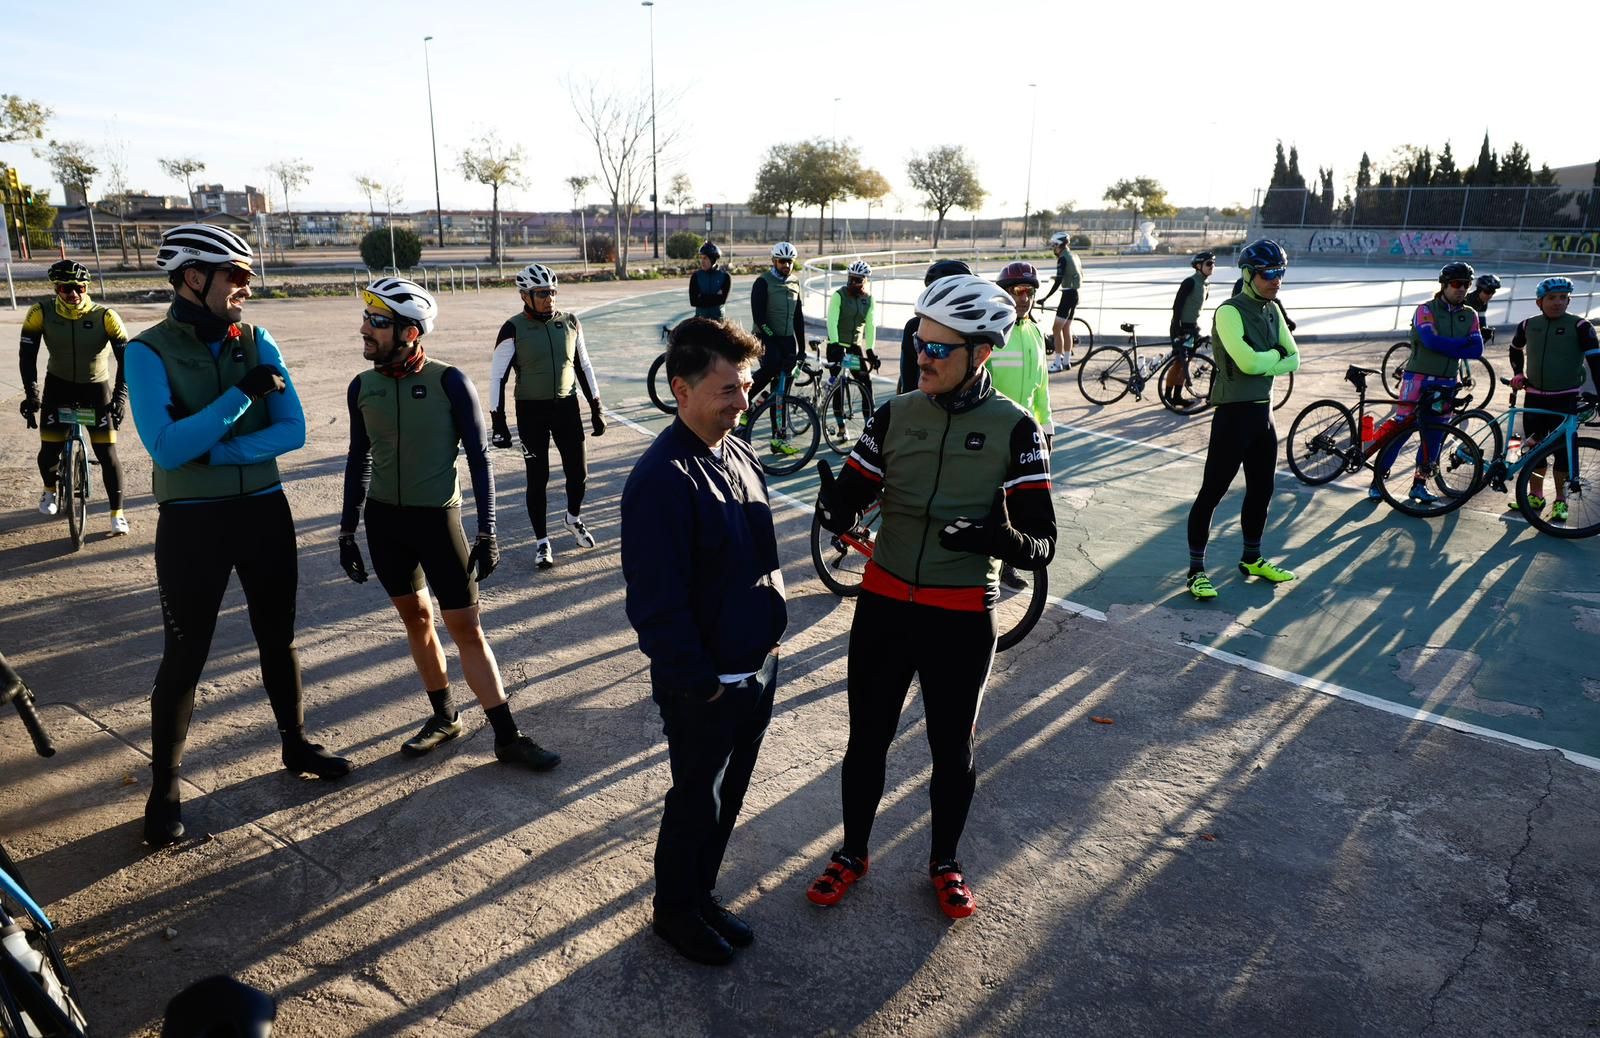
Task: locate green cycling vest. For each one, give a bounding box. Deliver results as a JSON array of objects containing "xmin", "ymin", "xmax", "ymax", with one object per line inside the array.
[
  {"xmin": 1407, "ymin": 297, "xmax": 1476, "ymax": 378},
  {"xmin": 1521, "ymin": 313, "xmax": 1589, "ymax": 392},
  {"xmin": 1210, "ymin": 293, "xmax": 1279, "ymax": 405},
  {"xmin": 42, "ymin": 304, "xmax": 116, "ymax": 384},
  {"xmin": 509, "ymin": 312, "xmax": 580, "ymax": 400},
  {"xmin": 356, "ymin": 360, "xmax": 462, "ymax": 509},
  {"xmin": 986, "ymin": 320, "xmax": 1050, "ymax": 429},
  {"xmin": 874, "ymin": 389, "xmax": 1031, "ymax": 591},
  {"xmin": 1057, "ymin": 251, "xmax": 1082, "ymax": 291},
  {"xmin": 834, "ymin": 289, "xmax": 872, "ymax": 348},
  {"xmin": 134, "ymin": 314, "xmax": 279, "ymax": 503},
  {"xmin": 1178, "ymin": 270, "xmax": 1208, "ymax": 326},
  {"xmin": 758, "ymin": 268, "xmax": 800, "ymax": 339}
]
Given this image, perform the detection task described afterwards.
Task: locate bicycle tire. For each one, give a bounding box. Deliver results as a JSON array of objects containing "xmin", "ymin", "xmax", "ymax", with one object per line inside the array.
[
  {"xmin": 1271, "ymin": 368, "xmax": 1295, "ymax": 412},
  {"xmin": 1381, "ymin": 342, "xmax": 1409, "ymax": 399},
  {"xmin": 810, "ymin": 507, "xmax": 880, "ymax": 597},
  {"xmin": 1449, "ymin": 409, "xmax": 1506, "ymax": 472},
  {"xmin": 62, "ymin": 441, "xmax": 85, "ymax": 552},
  {"xmin": 822, "ymin": 378, "xmax": 871, "ymax": 456},
  {"xmin": 1374, "ymin": 423, "xmax": 1482, "ymax": 517},
  {"xmin": 995, "ymin": 565, "xmax": 1049, "ymax": 652},
  {"xmin": 0, "ymin": 848, "xmax": 89, "ymax": 1038},
  {"xmin": 1159, "ymin": 353, "xmax": 1215, "ymax": 416},
  {"xmin": 1285, "ymin": 399, "xmax": 1358, "ymax": 486},
  {"xmin": 646, "ymin": 352, "xmax": 676, "ymax": 415},
  {"xmin": 1457, "ymin": 356, "xmax": 1496, "ymax": 411},
  {"xmin": 736, "ymin": 395, "xmax": 818, "ymax": 476},
  {"xmin": 1516, "ymin": 435, "xmax": 1600, "ymax": 538},
  {"xmin": 1077, "ymin": 347, "xmax": 1134, "ymax": 405},
  {"xmin": 1071, "ymin": 317, "xmax": 1094, "ymax": 354}
]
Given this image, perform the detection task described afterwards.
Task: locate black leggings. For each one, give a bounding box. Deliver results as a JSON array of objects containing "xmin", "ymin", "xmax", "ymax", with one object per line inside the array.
[
  {"xmin": 515, "ymin": 396, "xmax": 587, "ymax": 538},
  {"xmin": 37, "ymin": 439, "xmax": 123, "ymax": 510},
  {"xmin": 1187, "ymin": 401, "xmax": 1277, "ymax": 562},
  {"xmin": 841, "ymin": 591, "xmax": 997, "ymax": 863},
  {"xmin": 150, "ymin": 492, "xmax": 304, "ymax": 777}
]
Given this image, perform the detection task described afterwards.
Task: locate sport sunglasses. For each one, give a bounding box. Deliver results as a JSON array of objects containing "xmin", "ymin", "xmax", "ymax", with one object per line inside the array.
[
  {"xmin": 362, "ymin": 310, "xmax": 397, "ymax": 329},
  {"xmin": 912, "ymin": 334, "xmax": 981, "ymax": 360}
]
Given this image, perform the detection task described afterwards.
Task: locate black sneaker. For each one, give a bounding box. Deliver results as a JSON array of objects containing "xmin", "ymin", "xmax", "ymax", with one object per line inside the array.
[
  {"xmin": 494, "ymin": 734, "xmax": 561, "ymax": 772},
  {"xmin": 699, "ymin": 896, "xmax": 753, "ymax": 948},
  {"xmin": 282, "ymin": 739, "xmax": 353, "ymax": 780},
  {"xmin": 652, "ymin": 908, "xmax": 734, "ymax": 965},
  {"xmin": 402, "ymin": 712, "xmax": 463, "ymax": 756},
  {"xmin": 143, "ymin": 792, "xmax": 185, "ymax": 848},
  {"xmin": 999, "ymin": 564, "xmax": 1029, "ymax": 591}
]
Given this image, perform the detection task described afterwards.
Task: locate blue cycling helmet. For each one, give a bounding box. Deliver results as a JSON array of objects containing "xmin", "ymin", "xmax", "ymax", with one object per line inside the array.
[
  {"xmin": 1537, "ymin": 276, "xmax": 1574, "ymax": 299},
  {"xmin": 1238, "ymin": 239, "xmax": 1288, "ymax": 275}
]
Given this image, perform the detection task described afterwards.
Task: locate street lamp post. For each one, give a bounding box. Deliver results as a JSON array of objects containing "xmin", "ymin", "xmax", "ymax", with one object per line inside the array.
[
  {"xmin": 423, "ymin": 36, "xmax": 446, "ymax": 252},
  {"xmin": 642, "ymin": 1, "xmax": 660, "ymax": 260},
  {"xmin": 1022, "ymin": 82, "xmax": 1037, "ymax": 250}
]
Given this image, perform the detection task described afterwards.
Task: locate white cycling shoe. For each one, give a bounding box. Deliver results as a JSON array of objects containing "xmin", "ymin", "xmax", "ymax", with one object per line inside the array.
[
  {"xmin": 563, "ymin": 512, "xmax": 596, "ymax": 549},
  {"xmin": 110, "ymin": 514, "xmax": 130, "ymax": 536},
  {"xmin": 38, "ymin": 491, "xmax": 58, "ymax": 516}
]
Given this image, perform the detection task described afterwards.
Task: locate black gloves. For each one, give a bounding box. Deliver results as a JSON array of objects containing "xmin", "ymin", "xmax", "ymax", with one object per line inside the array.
[
  {"xmin": 589, "ymin": 401, "xmax": 606, "ymax": 437},
  {"xmin": 237, "ymin": 364, "xmax": 286, "ymax": 401},
  {"xmin": 814, "ymin": 458, "xmax": 853, "ymax": 534},
  {"xmin": 467, "ymin": 533, "xmax": 500, "ymax": 582},
  {"xmin": 865, "ymin": 348, "xmax": 881, "ymax": 372},
  {"xmin": 338, "ymin": 534, "xmax": 367, "ymax": 584},
  {"xmin": 490, "ymin": 410, "xmax": 513, "ymax": 449},
  {"xmin": 110, "ymin": 387, "xmax": 127, "ymax": 429},
  {"xmin": 938, "ymin": 490, "xmax": 1009, "ymax": 558},
  {"xmin": 20, "ymin": 386, "xmax": 40, "ymax": 429}
]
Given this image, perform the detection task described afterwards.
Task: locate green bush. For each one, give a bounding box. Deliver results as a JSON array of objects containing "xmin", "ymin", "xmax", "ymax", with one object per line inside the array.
[
  {"xmin": 586, "ymin": 233, "xmax": 616, "ymax": 264},
  {"xmin": 1069, "ymin": 234, "xmax": 1092, "ymax": 250},
  {"xmin": 665, "ymin": 231, "xmax": 704, "ymax": 260},
  {"xmin": 360, "ymin": 227, "xmax": 422, "ymax": 270}
]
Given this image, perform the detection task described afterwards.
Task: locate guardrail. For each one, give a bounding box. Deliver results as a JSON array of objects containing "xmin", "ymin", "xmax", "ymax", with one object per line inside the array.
[{"xmin": 352, "ymin": 265, "xmax": 482, "ymax": 296}]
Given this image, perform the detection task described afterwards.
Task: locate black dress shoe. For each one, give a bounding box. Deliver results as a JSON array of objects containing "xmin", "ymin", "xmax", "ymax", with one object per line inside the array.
[
  {"xmin": 699, "ymin": 896, "xmax": 753, "ymax": 948},
  {"xmin": 652, "ymin": 908, "xmax": 734, "ymax": 965}
]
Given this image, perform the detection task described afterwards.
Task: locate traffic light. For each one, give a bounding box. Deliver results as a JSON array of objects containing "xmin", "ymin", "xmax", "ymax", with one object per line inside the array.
[{"xmin": 3, "ymin": 165, "xmax": 18, "ymax": 197}]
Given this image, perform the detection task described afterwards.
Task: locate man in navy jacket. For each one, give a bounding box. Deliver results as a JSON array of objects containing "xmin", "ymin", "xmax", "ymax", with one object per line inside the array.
[{"xmin": 621, "ymin": 317, "xmax": 788, "ymax": 966}]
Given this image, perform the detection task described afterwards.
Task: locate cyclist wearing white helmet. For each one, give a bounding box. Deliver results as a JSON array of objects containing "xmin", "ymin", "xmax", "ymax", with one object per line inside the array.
[
  {"xmin": 1039, "ymin": 231, "xmax": 1083, "ymax": 371},
  {"xmin": 824, "ymin": 258, "xmax": 880, "ymax": 410},
  {"xmin": 125, "ymin": 223, "xmax": 352, "ymax": 848},
  {"xmin": 689, "ymin": 241, "xmax": 732, "ymax": 320},
  {"xmin": 1508, "ymin": 276, "xmax": 1600, "ymax": 522},
  {"xmin": 18, "ymin": 259, "xmax": 132, "ymax": 532},
  {"xmin": 338, "ymin": 279, "xmax": 559, "ymax": 771},
  {"xmin": 488, "ymin": 263, "xmax": 606, "ymax": 570},
  {"xmin": 808, "ymin": 273, "xmax": 1056, "ymax": 921},
  {"xmin": 748, "ymin": 242, "xmax": 807, "ymax": 452}
]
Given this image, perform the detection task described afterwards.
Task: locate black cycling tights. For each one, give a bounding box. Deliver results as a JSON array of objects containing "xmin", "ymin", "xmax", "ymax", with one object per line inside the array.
[
  {"xmin": 1187, "ymin": 401, "xmax": 1277, "ymax": 562},
  {"xmin": 840, "ymin": 592, "xmax": 997, "ymax": 863},
  {"xmin": 150, "ymin": 492, "xmax": 304, "ymax": 786},
  {"xmin": 37, "ymin": 440, "xmax": 123, "ymax": 510},
  {"xmin": 516, "ymin": 396, "xmax": 587, "ymax": 539}
]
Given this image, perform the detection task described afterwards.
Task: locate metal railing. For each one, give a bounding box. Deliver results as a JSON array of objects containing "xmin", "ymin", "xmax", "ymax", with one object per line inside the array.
[
  {"xmin": 353, "ymin": 265, "xmax": 482, "ymax": 296},
  {"xmin": 1255, "ymin": 184, "xmax": 1600, "ymax": 234}
]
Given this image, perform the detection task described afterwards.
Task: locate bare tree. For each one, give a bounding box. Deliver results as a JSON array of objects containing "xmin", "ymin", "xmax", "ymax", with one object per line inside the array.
[
  {"xmin": 101, "ymin": 137, "xmax": 133, "ymax": 217},
  {"xmin": 749, "ymin": 143, "xmax": 807, "ymax": 242},
  {"xmin": 905, "ymin": 146, "xmax": 986, "ymax": 247},
  {"xmin": 158, "ymin": 156, "xmax": 207, "ymax": 208},
  {"xmin": 46, "ymin": 141, "xmax": 104, "ymax": 285},
  {"xmin": 569, "ymin": 78, "xmax": 678, "ymax": 277},
  {"xmin": 0, "ymin": 94, "xmax": 51, "ymax": 145},
  {"xmin": 266, "ymin": 159, "xmax": 313, "ymax": 248},
  {"xmin": 354, "ymin": 174, "xmax": 383, "ymax": 226},
  {"xmin": 457, "ymin": 133, "xmax": 526, "ymax": 269},
  {"xmin": 666, "ymin": 172, "xmax": 694, "ymax": 214},
  {"xmin": 566, "ymin": 174, "xmax": 594, "ymax": 266}
]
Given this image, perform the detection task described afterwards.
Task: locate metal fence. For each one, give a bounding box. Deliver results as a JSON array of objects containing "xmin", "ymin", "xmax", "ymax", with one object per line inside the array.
[{"xmin": 1255, "ymin": 184, "xmax": 1600, "ymax": 234}]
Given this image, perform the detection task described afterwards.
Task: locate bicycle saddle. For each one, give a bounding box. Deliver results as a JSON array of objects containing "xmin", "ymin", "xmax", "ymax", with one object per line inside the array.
[
  {"xmin": 1350, "ymin": 367, "xmax": 1379, "ymax": 377},
  {"xmin": 1119, "ymin": 323, "xmax": 1137, "ymax": 333}
]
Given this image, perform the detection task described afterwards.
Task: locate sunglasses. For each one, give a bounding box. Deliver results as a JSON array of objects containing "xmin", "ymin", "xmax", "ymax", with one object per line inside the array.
[
  {"xmin": 218, "ymin": 265, "xmax": 254, "ymax": 287},
  {"xmin": 847, "ymin": 276, "xmax": 864, "ymax": 284},
  {"xmin": 362, "ymin": 310, "xmax": 396, "ymax": 329},
  {"xmin": 913, "ymin": 334, "xmax": 977, "ymax": 360},
  {"xmin": 530, "ymin": 288, "xmax": 556, "ymax": 299},
  {"xmin": 1447, "ymin": 280, "xmax": 1471, "ymax": 289},
  {"xmin": 774, "ymin": 258, "xmax": 793, "ymax": 265},
  {"xmin": 1254, "ymin": 267, "xmax": 1287, "ymax": 282},
  {"xmin": 54, "ymin": 283, "xmax": 86, "ymax": 294}
]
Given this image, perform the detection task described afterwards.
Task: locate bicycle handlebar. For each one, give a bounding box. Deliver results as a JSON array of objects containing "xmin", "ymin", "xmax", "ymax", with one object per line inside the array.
[{"xmin": 0, "ymin": 655, "xmax": 56, "ymax": 758}]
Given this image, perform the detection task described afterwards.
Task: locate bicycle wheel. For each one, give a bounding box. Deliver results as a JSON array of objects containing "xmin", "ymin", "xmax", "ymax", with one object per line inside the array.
[
  {"xmin": 1071, "ymin": 317, "xmax": 1094, "ymax": 354},
  {"xmin": 1077, "ymin": 347, "xmax": 1134, "ymax": 405},
  {"xmin": 1449, "ymin": 409, "xmax": 1506, "ymax": 471},
  {"xmin": 737, "ymin": 395, "xmax": 818, "ymax": 476},
  {"xmin": 1457, "ymin": 356, "xmax": 1496, "ymax": 411},
  {"xmin": 646, "ymin": 352, "xmax": 676, "ymax": 414},
  {"xmin": 1285, "ymin": 399, "xmax": 1358, "ymax": 486},
  {"xmin": 995, "ymin": 565, "xmax": 1048, "ymax": 652},
  {"xmin": 1374, "ymin": 424, "xmax": 1482, "ymax": 517},
  {"xmin": 0, "ymin": 848, "xmax": 90, "ymax": 1038},
  {"xmin": 1516, "ymin": 435, "xmax": 1600, "ymax": 539},
  {"xmin": 1381, "ymin": 342, "xmax": 1409, "ymax": 399},
  {"xmin": 810, "ymin": 506, "xmax": 881, "ymax": 597},
  {"xmin": 61, "ymin": 441, "xmax": 85, "ymax": 552},
  {"xmin": 823, "ymin": 379, "xmax": 871, "ymax": 455},
  {"xmin": 1271, "ymin": 369, "xmax": 1295, "ymax": 412},
  {"xmin": 1159, "ymin": 353, "xmax": 1215, "ymax": 416}
]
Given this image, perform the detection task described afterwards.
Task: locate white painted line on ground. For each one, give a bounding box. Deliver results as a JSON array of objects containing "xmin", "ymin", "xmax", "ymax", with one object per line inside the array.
[
  {"xmin": 1052, "ymin": 419, "xmax": 1204, "ymax": 461},
  {"xmin": 1045, "ymin": 594, "xmax": 1107, "ymax": 623},
  {"xmin": 1186, "ymin": 642, "xmax": 1600, "ymax": 773}
]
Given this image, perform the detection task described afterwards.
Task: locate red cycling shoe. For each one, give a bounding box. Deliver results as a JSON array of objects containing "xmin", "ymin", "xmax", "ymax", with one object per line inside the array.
[
  {"xmin": 806, "ymin": 851, "xmax": 869, "ymax": 906},
  {"xmin": 930, "ymin": 859, "xmax": 976, "ymax": 919}
]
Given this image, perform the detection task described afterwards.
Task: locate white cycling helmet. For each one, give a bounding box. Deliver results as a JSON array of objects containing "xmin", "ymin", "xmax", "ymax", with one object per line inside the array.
[
  {"xmin": 1049, "ymin": 231, "xmax": 1069, "ymax": 248},
  {"xmin": 155, "ymin": 223, "xmax": 254, "ymax": 272},
  {"xmin": 771, "ymin": 241, "xmax": 797, "ymax": 260},
  {"xmin": 362, "ymin": 277, "xmax": 438, "ymax": 335},
  {"xmin": 914, "ymin": 274, "xmax": 1016, "ymax": 349},
  {"xmin": 515, "ymin": 263, "xmax": 558, "ymax": 292},
  {"xmin": 847, "ymin": 259, "xmax": 872, "ymax": 278}
]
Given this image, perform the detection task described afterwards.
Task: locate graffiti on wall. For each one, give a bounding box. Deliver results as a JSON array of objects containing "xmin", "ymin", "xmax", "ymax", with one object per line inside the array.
[
  {"xmin": 1308, "ymin": 229, "xmax": 1383, "ymax": 255},
  {"xmin": 1543, "ymin": 232, "xmax": 1600, "ymax": 255},
  {"xmin": 1390, "ymin": 231, "xmax": 1471, "ymax": 257}
]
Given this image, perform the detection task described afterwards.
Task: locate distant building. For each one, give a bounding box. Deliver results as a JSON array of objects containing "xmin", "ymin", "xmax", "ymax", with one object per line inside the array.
[{"xmin": 192, "ymin": 184, "xmax": 269, "ymax": 216}]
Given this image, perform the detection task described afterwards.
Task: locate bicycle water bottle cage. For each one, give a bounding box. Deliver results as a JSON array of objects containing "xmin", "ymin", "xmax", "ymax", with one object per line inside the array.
[{"xmin": 1119, "ymin": 323, "xmax": 1137, "ymax": 334}]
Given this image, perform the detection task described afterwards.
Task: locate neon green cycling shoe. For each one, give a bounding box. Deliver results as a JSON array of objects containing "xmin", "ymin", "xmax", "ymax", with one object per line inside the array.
[
  {"xmin": 1238, "ymin": 557, "xmax": 1296, "ymax": 583},
  {"xmin": 1514, "ymin": 494, "xmax": 1546, "ymax": 513},
  {"xmin": 1187, "ymin": 572, "xmax": 1218, "ymax": 600},
  {"xmin": 1551, "ymin": 500, "xmax": 1569, "ymax": 523},
  {"xmin": 768, "ymin": 438, "xmax": 800, "ymax": 457}
]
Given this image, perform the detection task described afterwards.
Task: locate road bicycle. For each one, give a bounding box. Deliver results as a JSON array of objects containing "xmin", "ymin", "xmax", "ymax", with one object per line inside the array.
[
  {"xmin": 51, "ymin": 410, "xmax": 98, "ymax": 552},
  {"xmin": 646, "ymin": 317, "xmax": 692, "ymax": 415},
  {"xmin": 1449, "ymin": 381, "xmax": 1600, "ymax": 538},
  {"xmin": 809, "ymin": 499, "xmax": 1049, "ymax": 652},
  {"xmin": 791, "ymin": 340, "xmax": 876, "ymax": 456},
  {"xmin": 733, "ymin": 368, "xmax": 820, "ymax": 477},
  {"xmin": 1284, "ymin": 365, "xmax": 1485, "ymax": 518},
  {"xmin": 1076, "ymin": 324, "xmax": 1228, "ymax": 416},
  {"xmin": 1381, "ymin": 331, "xmax": 1497, "ymax": 411}
]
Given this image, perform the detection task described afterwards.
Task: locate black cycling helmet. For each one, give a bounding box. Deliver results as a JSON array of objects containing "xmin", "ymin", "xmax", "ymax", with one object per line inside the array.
[
  {"xmin": 1191, "ymin": 250, "xmax": 1216, "ymax": 268},
  {"xmin": 1438, "ymin": 261, "xmax": 1476, "ymax": 284},
  {"xmin": 48, "ymin": 260, "xmax": 91, "ymax": 285},
  {"xmin": 996, "ymin": 261, "xmax": 1040, "ymax": 290},
  {"xmin": 1475, "ymin": 273, "xmax": 1502, "ymax": 292},
  {"xmin": 924, "ymin": 258, "xmax": 973, "ymax": 286},
  {"xmin": 1238, "ymin": 239, "xmax": 1288, "ymax": 275},
  {"xmin": 699, "ymin": 240, "xmax": 721, "ymax": 261}
]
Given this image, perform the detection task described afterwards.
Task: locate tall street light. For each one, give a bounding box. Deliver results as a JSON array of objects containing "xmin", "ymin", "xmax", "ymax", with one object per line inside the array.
[
  {"xmin": 642, "ymin": 1, "xmax": 660, "ymax": 259},
  {"xmin": 1022, "ymin": 82, "xmax": 1037, "ymax": 249},
  {"xmin": 423, "ymin": 36, "xmax": 446, "ymax": 252}
]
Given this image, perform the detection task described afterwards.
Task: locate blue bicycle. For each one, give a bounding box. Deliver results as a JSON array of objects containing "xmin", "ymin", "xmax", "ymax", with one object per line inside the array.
[{"xmin": 1449, "ymin": 382, "xmax": 1600, "ymax": 538}]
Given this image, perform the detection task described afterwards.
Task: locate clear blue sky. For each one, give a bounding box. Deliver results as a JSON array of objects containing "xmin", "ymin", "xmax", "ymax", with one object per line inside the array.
[{"xmin": 3, "ymin": 0, "xmax": 1590, "ymax": 220}]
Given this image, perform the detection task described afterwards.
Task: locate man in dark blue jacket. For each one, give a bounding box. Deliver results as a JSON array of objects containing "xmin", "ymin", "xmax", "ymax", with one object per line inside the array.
[{"xmin": 621, "ymin": 317, "xmax": 788, "ymax": 966}]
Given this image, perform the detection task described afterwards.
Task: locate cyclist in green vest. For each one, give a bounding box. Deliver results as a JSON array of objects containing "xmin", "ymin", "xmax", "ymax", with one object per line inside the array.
[
  {"xmin": 125, "ymin": 224, "xmax": 352, "ymax": 848},
  {"xmin": 488, "ymin": 263, "xmax": 606, "ymax": 570},
  {"xmin": 337, "ymin": 279, "xmax": 560, "ymax": 770},
  {"xmin": 749, "ymin": 241, "xmax": 807, "ymax": 452},
  {"xmin": 808, "ymin": 273, "xmax": 1056, "ymax": 920},
  {"xmin": 1508, "ymin": 276, "xmax": 1600, "ymax": 522},
  {"xmin": 1185, "ymin": 239, "xmax": 1300, "ymax": 601},
  {"xmin": 825, "ymin": 258, "xmax": 881, "ymax": 420},
  {"xmin": 18, "ymin": 260, "xmax": 131, "ymax": 533},
  {"xmin": 1165, "ymin": 252, "xmax": 1213, "ymax": 406},
  {"xmin": 689, "ymin": 241, "xmax": 732, "ymax": 320},
  {"xmin": 1465, "ymin": 273, "xmax": 1501, "ymax": 347},
  {"xmin": 990, "ymin": 261, "xmax": 1053, "ymax": 592},
  {"xmin": 1038, "ymin": 231, "xmax": 1083, "ymax": 372}
]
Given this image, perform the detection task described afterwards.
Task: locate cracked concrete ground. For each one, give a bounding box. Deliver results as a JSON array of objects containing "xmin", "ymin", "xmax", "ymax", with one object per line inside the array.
[{"xmin": 1, "ymin": 285, "xmax": 1598, "ymax": 1036}]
